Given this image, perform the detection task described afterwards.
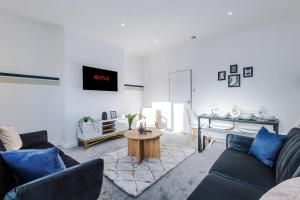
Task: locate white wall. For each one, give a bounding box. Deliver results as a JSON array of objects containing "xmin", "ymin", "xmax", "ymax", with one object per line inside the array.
[
  {"xmin": 143, "ymin": 16, "xmax": 300, "ymax": 133},
  {"xmin": 123, "ymin": 53, "xmax": 144, "ymax": 114},
  {"xmin": 0, "ymin": 12, "xmax": 65, "ymax": 144},
  {"xmin": 0, "ymin": 12, "xmax": 144, "ymax": 147},
  {"xmin": 63, "ymin": 31, "xmax": 144, "ymax": 146}
]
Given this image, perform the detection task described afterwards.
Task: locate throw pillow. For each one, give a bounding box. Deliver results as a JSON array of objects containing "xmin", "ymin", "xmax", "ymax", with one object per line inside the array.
[
  {"xmin": 0, "ymin": 147, "xmax": 65, "ymax": 184},
  {"xmin": 260, "ymin": 177, "xmax": 300, "ymax": 200},
  {"xmin": 248, "ymin": 127, "xmax": 286, "ymax": 167},
  {"xmin": 0, "ymin": 125, "xmax": 22, "ymax": 150}
]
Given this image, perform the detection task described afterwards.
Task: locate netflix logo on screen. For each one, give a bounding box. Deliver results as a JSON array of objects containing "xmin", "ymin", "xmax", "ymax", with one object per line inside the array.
[
  {"xmin": 93, "ymin": 75, "xmax": 110, "ymax": 81},
  {"xmin": 83, "ymin": 66, "xmax": 118, "ymax": 91}
]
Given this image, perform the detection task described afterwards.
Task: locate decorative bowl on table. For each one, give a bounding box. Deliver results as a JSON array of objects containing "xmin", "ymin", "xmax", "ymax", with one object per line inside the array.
[
  {"xmin": 238, "ymin": 127, "xmax": 260, "ymax": 134},
  {"xmin": 230, "ymin": 105, "xmax": 241, "ymax": 119},
  {"xmin": 210, "ymin": 122, "xmax": 234, "ymax": 130},
  {"xmin": 215, "ymin": 111, "xmax": 229, "ymax": 118},
  {"xmin": 239, "ymin": 113, "xmax": 254, "ymax": 120},
  {"xmin": 262, "ymin": 115, "xmax": 277, "ymax": 121}
]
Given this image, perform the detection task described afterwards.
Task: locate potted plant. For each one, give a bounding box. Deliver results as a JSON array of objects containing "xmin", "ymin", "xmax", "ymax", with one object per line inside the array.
[
  {"xmin": 78, "ymin": 116, "xmax": 96, "ymax": 133},
  {"xmin": 126, "ymin": 114, "xmax": 137, "ymax": 130}
]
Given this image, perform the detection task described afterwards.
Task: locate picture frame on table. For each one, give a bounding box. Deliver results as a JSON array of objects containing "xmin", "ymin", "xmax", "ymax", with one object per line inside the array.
[{"xmin": 110, "ymin": 111, "xmax": 117, "ymax": 119}]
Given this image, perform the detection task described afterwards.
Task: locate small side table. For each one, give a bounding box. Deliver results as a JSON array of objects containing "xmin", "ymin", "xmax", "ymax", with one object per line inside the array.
[
  {"xmin": 124, "ymin": 129, "xmax": 162, "ymax": 164},
  {"xmin": 198, "ymin": 114, "xmax": 280, "ymax": 152}
]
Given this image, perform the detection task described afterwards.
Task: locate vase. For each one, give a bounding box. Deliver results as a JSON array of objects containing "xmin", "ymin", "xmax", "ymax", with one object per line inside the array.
[
  {"xmin": 128, "ymin": 123, "xmax": 132, "ymax": 130},
  {"xmin": 138, "ymin": 121, "xmax": 147, "ymax": 134}
]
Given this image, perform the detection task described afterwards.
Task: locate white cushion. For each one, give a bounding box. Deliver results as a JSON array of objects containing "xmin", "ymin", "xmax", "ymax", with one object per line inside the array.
[
  {"xmin": 0, "ymin": 125, "xmax": 22, "ymax": 150},
  {"xmin": 141, "ymin": 108, "xmax": 157, "ymax": 127},
  {"xmin": 260, "ymin": 177, "xmax": 300, "ymax": 200}
]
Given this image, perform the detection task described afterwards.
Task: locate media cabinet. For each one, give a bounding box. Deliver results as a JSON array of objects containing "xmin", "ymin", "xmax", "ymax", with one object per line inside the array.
[{"xmin": 77, "ymin": 118, "xmax": 128, "ymax": 149}]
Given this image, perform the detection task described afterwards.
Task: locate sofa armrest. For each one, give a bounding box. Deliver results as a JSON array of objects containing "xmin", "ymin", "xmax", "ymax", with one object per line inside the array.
[
  {"xmin": 5, "ymin": 159, "xmax": 104, "ymax": 200},
  {"xmin": 20, "ymin": 130, "xmax": 48, "ymax": 148},
  {"xmin": 226, "ymin": 134, "xmax": 254, "ymax": 153}
]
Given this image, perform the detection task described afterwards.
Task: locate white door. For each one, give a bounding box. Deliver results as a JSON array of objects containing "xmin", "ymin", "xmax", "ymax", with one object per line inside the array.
[{"xmin": 169, "ymin": 70, "xmax": 192, "ymax": 133}]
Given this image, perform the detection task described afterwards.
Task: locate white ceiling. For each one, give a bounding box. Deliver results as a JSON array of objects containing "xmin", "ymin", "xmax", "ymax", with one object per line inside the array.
[{"xmin": 0, "ymin": 0, "xmax": 300, "ymax": 56}]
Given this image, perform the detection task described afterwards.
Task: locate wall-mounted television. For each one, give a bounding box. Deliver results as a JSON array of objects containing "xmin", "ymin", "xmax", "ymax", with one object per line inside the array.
[{"xmin": 83, "ymin": 66, "xmax": 118, "ymax": 91}]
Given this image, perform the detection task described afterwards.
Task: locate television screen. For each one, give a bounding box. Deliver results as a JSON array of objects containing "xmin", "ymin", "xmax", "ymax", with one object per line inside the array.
[{"xmin": 83, "ymin": 66, "xmax": 118, "ymax": 91}]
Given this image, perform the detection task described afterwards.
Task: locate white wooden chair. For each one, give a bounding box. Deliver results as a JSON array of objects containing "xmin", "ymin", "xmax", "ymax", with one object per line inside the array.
[
  {"xmin": 136, "ymin": 108, "xmax": 158, "ymax": 128},
  {"xmin": 186, "ymin": 108, "xmax": 199, "ymax": 142}
]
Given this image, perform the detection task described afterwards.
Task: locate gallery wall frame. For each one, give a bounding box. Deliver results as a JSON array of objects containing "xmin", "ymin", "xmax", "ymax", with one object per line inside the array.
[
  {"xmin": 230, "ymin": 64, "xmax": 238, "ymax": 74},
  {"xmin": 243, "ymin": 67, "xmax": 253, "ymax": 78},
  {"xmin": 217, "ymin": 64, "xmax": 254, "ymax": 88},
  {"xmin": 218, "ymin": 71, "xmax": 226, "ymax": 81},
  {"xmin": 228, "ymin": 74, "xmax": 241, "ymax": 88}
]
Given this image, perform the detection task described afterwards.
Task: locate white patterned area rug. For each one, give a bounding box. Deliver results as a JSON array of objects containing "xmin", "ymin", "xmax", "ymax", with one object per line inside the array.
[{"xmin": 102, "ymin": 145, "xmax": 195, "ymax": 197}]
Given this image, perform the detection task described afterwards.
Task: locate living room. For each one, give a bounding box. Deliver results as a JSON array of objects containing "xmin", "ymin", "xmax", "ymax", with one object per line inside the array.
[{"xmin": 0, "ymin": 1, "xmax": 300, "ymax": 200}]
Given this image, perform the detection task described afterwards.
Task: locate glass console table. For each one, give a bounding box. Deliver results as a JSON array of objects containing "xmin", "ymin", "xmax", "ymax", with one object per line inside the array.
[{"xmin": 197, "ymin": 114, "xmax": 280, "ymax": 152}]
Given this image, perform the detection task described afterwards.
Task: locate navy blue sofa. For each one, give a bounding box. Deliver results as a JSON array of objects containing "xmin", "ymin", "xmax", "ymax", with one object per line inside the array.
[
  {"xmin": 0, "ymin": 130, "xmax": 104, "ymax": 200},
  {"xmin": 188, "ymin": 128, "xmax": 300, "ymax": 200}
]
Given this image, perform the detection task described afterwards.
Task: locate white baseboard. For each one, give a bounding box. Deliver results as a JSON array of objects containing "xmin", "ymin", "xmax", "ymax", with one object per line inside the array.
[{"xmin": 59, "ymin": 142, "xmax": 78, "ymax": 149}]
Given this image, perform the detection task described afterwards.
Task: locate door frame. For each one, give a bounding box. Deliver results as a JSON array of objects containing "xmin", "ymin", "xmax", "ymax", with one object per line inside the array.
[
  {"xmin": 168, "ymin": 69, "xmax": 193, "ymax": 109},
  {"xmin": 169, "ymin": 69, "xmax": 193, "ymax": 132}
]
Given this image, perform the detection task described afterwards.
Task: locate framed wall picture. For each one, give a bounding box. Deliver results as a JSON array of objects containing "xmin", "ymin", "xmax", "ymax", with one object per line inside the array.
[
  {"xmin": 228, "ymin": 74, "xmax": 240, "ymax": 87},
  {"xmin": 110, "ymin": 111, "xmax": 117, "ymax": 119},
  {"xmin": 230, "ymin": 64, "xmax": 238, "ymax": 74},
  {"xmin": 243, "ymin": 67, "xmax": 253, "ymax": 78},
  {"xmin": 218, "ymin": 71, "xmax": 226, "ymax": 81}
]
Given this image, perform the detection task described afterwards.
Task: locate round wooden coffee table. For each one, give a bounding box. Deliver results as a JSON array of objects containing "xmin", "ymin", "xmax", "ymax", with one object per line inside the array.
[{"xmin": 124, "ymin": 129, "xmax": 162, "ymax": 164}]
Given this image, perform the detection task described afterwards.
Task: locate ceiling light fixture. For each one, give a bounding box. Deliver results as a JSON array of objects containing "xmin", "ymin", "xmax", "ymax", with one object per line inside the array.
[
  {"xmin": 154, "ymin": 39, "xmax": 158, "ymax": 43},
  {"xmin": 190, "ymin": 36, "xmax": 197, "ymax": 40},
  {"xmin": 120, "ymin": 23, "xmax": 126, "ymax": 27},
  {"xmin": 228, "ymin": 11, "xmax": 233, "ymax": 16}
]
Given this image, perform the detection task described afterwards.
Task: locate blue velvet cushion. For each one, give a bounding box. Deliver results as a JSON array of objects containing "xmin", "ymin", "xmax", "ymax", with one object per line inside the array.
[
  {"xmin": 0, "ymin": 147, "xmax": 65, "ymax": 184},
  {"xmin": 248, "ymin": 127, "xmax": 286, "ymax": 167}
]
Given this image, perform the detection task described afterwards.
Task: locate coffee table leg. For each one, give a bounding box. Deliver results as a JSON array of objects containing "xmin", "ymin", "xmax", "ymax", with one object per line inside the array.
[{"xmin": 137, "ymin": 140, "xmax": 144, "ymax": 164}]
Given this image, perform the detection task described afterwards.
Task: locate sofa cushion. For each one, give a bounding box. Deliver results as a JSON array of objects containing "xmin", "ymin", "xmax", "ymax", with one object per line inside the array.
[
  {"xmin": 1, "ymin": 148, "xmax": 65, "ymax": 184},
  {"xmin": 210, "ymin": 149, "xmax": 276, "ymax": 191},
  {"xmin": 22, "ymin": 141, "xmax": 65, "ymax": 157},
  {"xmin": 21, "ymin": 141, "xmax": 55, "ymax": 150},
  {"xmin": 187, "ymin": 173, "xmax": 265, "ymax": 200},
  {"xmin": 60, "ymin": 154, "xmax": 80, "ymax": 168},
  {"xmin": 248, "ymin": 127, "xmax": 286, "ymax": 167},
  {"xmin": 0, "ymin": 125, "xmax": 22, "ymax": 150},
  {"xmin": 20, "ymin": 130, "xmax": 48, "ymax": 149},
  {"xmin": 0, "ymin": 157, "xmax": 18, "ymax": 199},
  {"xmin": 21, "ymin": 142, "xmax": 79, "ymax": 168},
  {"xmin": 260, "ymin": 177, "xmax": 300, "ymax": 200},
  {"xmin": 0, "ymin": 140, "xmax": 5, "ymax": 151},
  {"xmin": 275, "ymin": 128, "xmax": 300, "ymax": 183}
]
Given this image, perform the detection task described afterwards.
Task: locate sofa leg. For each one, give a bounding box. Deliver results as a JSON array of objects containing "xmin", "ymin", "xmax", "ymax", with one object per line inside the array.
[
  {"xmin": 209, "ymin": 139, "xmax": 215, "ymax": 147},
  {"xmin": 192, "ymin": 128, "xmax": 197, "ymax": 141},
  {"xmin": 84, "ymin": 142, "xmax": 88, "ymax": 149},
  {"xmin": 204, "ymin": 137, "xmax": 215, "ymax": 147},
  {"xmin": 185, "ymin": 128, "xmax": 195, "ymax": 145},
  {"xmin": 185, "ymin": 133, "xmax": 191, "ymax": 145}
]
